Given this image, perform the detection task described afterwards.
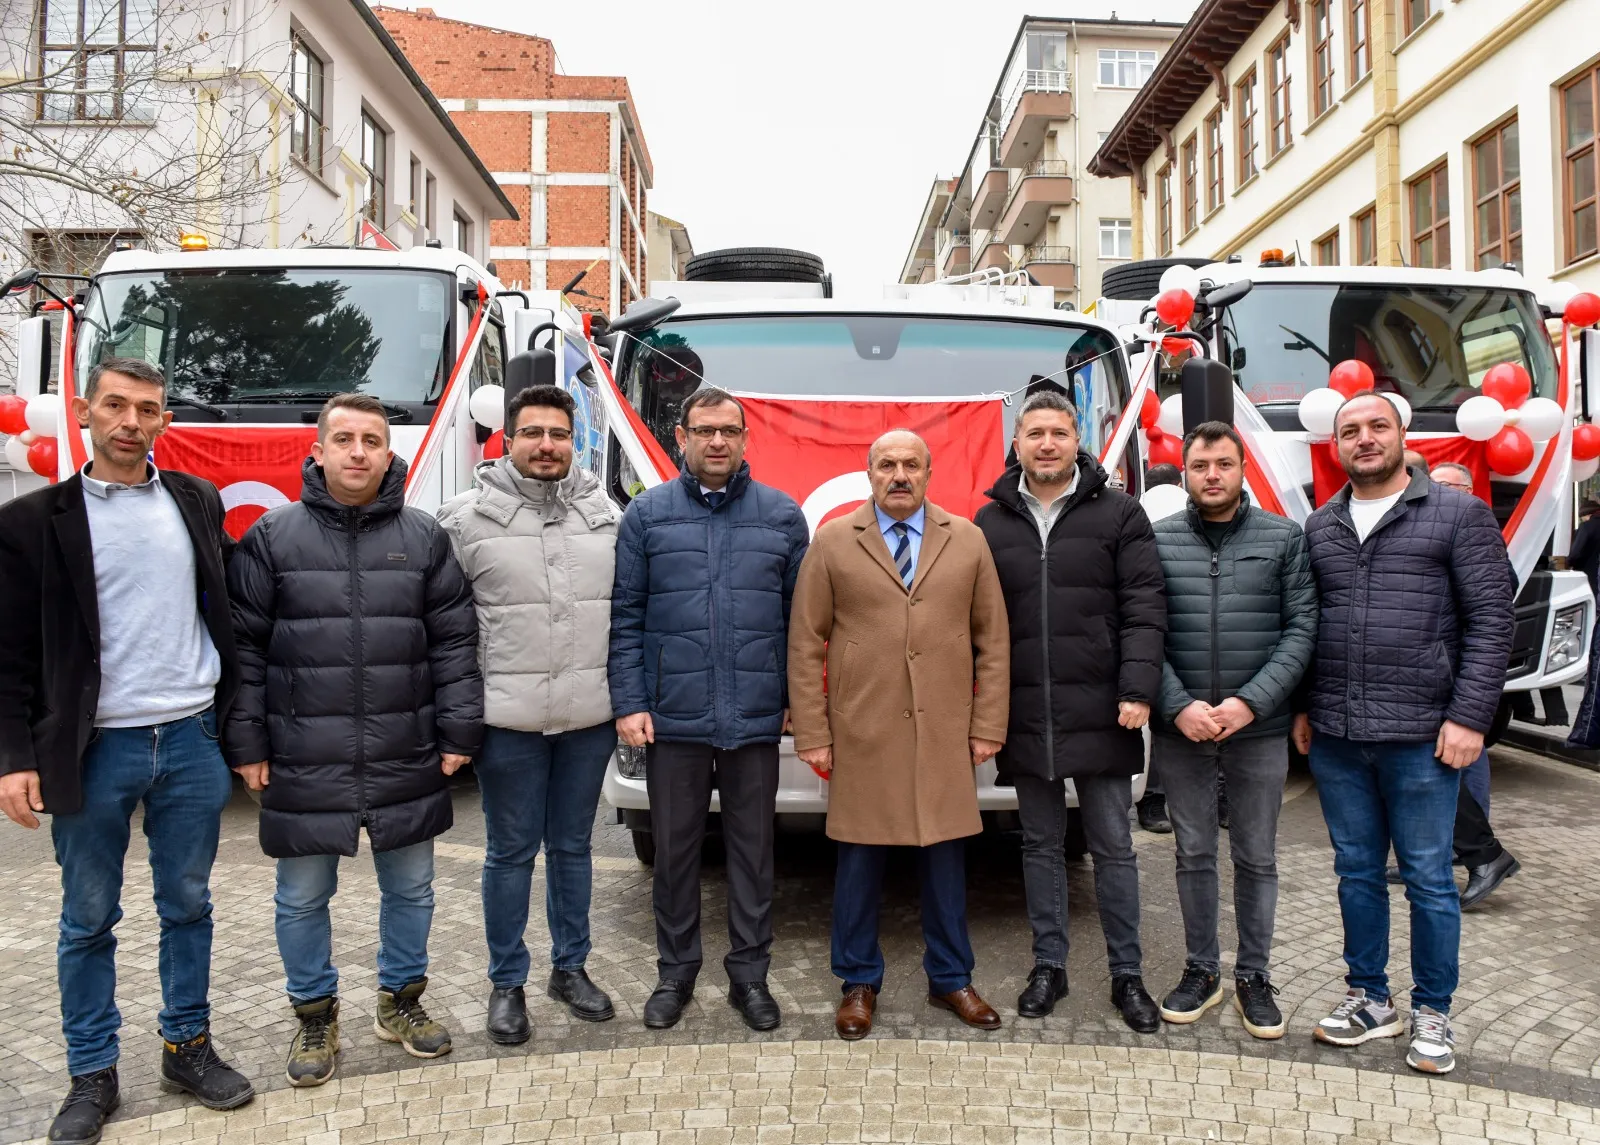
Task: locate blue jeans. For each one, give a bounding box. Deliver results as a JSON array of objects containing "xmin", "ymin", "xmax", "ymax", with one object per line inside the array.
[
  {"xmin": 1309, "ymin": 735, "xmax": 1461, "ymax": 1013},
  {"xmin": 275, "ymin": 840, "xmax": 435, "ymax": 1003},
  {"xmin": 51, "ymin": 710, "xmax": 232, "ymax": 1075},
  {"xmin": 476, "ymin": 722, "xmax": 616, "ymax": 986},
  {"xmin": 831, "ymin": 839, "xmax": 975, "ymax": 995}
]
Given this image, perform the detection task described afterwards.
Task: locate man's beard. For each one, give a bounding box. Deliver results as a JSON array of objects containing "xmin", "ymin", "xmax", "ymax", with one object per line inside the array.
[
  {"xmin": 1347, "ymin": 447, "xmax": 1403, "ymax": 488},
  {"xmin": 1024, "ymin": 460, "xmax": 1073, "ymax": 488}
]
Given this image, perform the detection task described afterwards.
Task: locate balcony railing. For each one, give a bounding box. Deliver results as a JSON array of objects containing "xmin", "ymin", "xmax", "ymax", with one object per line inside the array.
[
  {"xmin": 1022, "ymin": 244, "xmax": 1074, "ymax": 264},
  {"xmin": 937, "ymin": 230, "xmax": 971, "ymax": 266},
  {"xmin": 1000, "ymin": 67, "xmax": 1072, "ymax": 139},
  {"xmin": 1000, "ymin": 160, "xmax": 1074, "ymax": 226}
]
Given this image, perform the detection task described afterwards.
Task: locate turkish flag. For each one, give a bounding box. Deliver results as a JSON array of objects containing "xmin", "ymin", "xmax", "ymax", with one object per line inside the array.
[
  {"xmin": 738, "ymin": 396, "xmax": 1006, "ymax": 533},
  {"xmin": 154, "ymin": 426, "xmax": 318, "ymax": 538},
  {"xmin": 1309, "ymin": 435, "xmax": 1490, "ymax": 506}
]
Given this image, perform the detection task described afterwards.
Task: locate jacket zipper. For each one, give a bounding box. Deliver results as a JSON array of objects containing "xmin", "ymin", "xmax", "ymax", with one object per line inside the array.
[
  {"xmin": 349, "ymin": 510, "xmax": 367, "ymax": 825},
  {"xmin": 706, "ymin": 490, "xmax": 719, "ymax": 723},
  {"xmin": 1000, "ymin": 492, "xmax": 1073, "ymax": 781},
  {"xmin": 1208, "ymin": 546, "xmax": 1222, "ymax": 706}
]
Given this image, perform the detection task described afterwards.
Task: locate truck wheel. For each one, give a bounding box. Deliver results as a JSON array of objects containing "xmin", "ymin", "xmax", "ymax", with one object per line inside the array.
[
  {"xmin": 631, "ymin": 830, "xmax": 656, "ymax": 866},
  {"xmin": 1063, "ymin": 807, "xmax": 1087, "ymax": 863},
  {"xmin": 1099, "ymin": 257, "xmax": 1215, "ymax": 301},
  {"xmin": 684, "ymin": 247, "xmax": 825, "ymax": 283}
]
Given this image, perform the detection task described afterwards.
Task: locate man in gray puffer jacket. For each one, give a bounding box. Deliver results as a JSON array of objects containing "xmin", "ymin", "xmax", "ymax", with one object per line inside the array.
[
  {"xmin": 1151, "ymin": 422, "xmax": 1316, "ymax": 1040},
  {"xmin": 438, "ymin": 385, "xmax": 620, "ymax": 1044}
]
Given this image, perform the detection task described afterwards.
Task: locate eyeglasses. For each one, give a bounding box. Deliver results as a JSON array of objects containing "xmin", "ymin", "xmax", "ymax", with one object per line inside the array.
[
  {"xmin": 512, "ymin": 426, "xmax": 573, "ymax": 443},
  {"xmin": 684, "ymin": 425, "xmax": 746, "ymax": 441}
]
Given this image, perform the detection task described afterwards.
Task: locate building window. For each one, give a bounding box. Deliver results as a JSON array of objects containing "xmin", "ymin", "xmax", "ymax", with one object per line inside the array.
[
  {"xmin": 289, "ymin": 35, "xmax": 324, "ymax": 174},
  {"xmin": 1157, "ymin": 166, "xmax": 1174, "ymax": 255},
  {"xmin": 409, "ymin": 155, "xmax": 422, "ymax": 218},
  {"xmin": 1267, "ymin": 33, "xmax": 1292, "ymax": 157},
  {"xmin": 1349, "ymin": 0, "xmax": 1370, "ymax": 83},
  {"xmin": 1403, "ymin": 0, "xmax": 1435, "ymax": 36},
  {"xmin": 1181, "ymin": 133, "xmax": 1199, "ymax": 235},
  {"xmin": 1409, "ymin": 162, "xmax": 1450, "ymax": 268},
  {"xmin": 38, "ymin": 0, "xmax": 155, "ymax": 121},
  {"xmin": 1309, "ymin": 0, "xmax": 1335, "ymax": 119},
  {"xmin": 1204, "ymin": 108, "xmax": 1225, "ymax": 215},
  {"xmin": 453, "ymin": 210, "xmax": 473, "ymax": 256},
  {"xmin": 424, "ymin": 174, "xmax": 438, "ymax": 241},
  {"xmin": 1099, "ymin": 218, "xmax": 1133, "ymax": 259},
  {"xmin": 1236, "ymin": 69, "xmax": 1259, "ymax": 184},
  {"xmin": 1352, "ymin": 206, "xmax": 1377, "ymax": 265},
  {"xmin": 1027, "ymin": 33, "xmax": 1070, "ymax": 74},
  {"xmin": 1097, "ymin": 49, "xmax": 1158, "ymax": 89},
  {"xmin": 1315, "ymin": 229, "xmax": 1340, "ymax": 266},
  {"xmin": 360, "ymin": 111, "xmax": 387, "ymax": 227},
  {"xmin": 1473, "ymin": 118, "xmax": 1521, "ymax": 270},
  {"xmin": 1563, "ymin": 64, "xmax": 1599, "ymax": 265}
]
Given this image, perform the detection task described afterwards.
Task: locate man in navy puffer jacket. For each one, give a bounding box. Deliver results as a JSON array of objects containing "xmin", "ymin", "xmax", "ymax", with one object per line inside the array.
[{"xmin": 609, "ymin": 387, "xmax": 809, "ymax": 1032}]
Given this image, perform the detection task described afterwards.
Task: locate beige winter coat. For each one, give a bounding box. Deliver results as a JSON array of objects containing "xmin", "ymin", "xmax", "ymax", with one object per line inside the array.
[{"xmin": 437, "ymin": 457, "xmax": 619, "ymax": 734}]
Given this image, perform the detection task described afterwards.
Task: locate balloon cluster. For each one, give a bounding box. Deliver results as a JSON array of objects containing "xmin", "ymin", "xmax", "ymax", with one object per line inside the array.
[
  {"xmin": 1567, "ymin": 292, "xmax": 1600, "ymax": 480},
  {"xmin": 1139, "ymin": 389, "xmax": 1187, "ymax": 468},
  {"xmin": 0, "ymin": 393, "xmax": 65, "ymax": 478},
  {"xmin": 1453, "ymin": 363, "xmax": 1563, "ymax": 476},
  {"xmin": 1296, "ymin": 360, "xmax": 1413, "ymax": 439},
  {"xmin": 468, "ymin": 384, "xmax": 507, "ymax": 458},
  {"xmin": 1139, "ymin": 265, "xmax": 1202, "ymax": 467},
  {"xmin": 1150, "ymin": 264, "xmax": 1200, "ymax": 361}
]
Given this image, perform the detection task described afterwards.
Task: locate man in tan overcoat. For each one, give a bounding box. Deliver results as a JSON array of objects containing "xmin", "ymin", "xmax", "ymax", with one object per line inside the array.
[{"xmin": 788, "ymin": 430, "xmax": 1010, "ymax": 1041}]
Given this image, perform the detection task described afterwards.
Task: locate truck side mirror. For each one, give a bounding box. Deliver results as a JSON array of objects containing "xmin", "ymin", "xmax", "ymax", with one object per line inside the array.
[
  {"xmin": 502, "ymin": 346, "xmax": 557, "ymax": 432},
  {"xmin": 1181, "ymin": 356, "xmax": 1235, "ymax": 431}
]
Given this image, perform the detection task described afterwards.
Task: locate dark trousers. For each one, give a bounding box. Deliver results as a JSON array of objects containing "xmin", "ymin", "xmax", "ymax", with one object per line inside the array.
[
  {"xmin": 830, "ymin": 838, "xmax": 975, "ymax": 995},
  {"xmin": 1454, "ymin": 750, "xmax": 1502, "ymax": 869},
  {"xmin": 644, "ymin": 740, "xmax": 779, "ymax": 984}
]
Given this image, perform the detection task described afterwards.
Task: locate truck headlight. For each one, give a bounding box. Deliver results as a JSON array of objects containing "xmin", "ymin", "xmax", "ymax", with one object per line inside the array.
[
  {"xmin": 617, "ymin": 743, "xmax": 648, "ymax": 779},
  {"xmin": 1547, "ymin": 605, "xmax": 1588, "ymax": 673}
]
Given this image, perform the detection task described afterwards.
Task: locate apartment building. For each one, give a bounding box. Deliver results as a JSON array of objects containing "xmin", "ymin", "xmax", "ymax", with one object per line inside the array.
[
  {"xmin": 375, "ymin": 6, "xmax": 654, "ymax": 316},
  {"xmin": 1091, "ymin": 0, "xmax": 1599, "ymax": 296},
  {"xmin": 899, "ymin": 16, "xmax": 1183, "ymax": 308}
]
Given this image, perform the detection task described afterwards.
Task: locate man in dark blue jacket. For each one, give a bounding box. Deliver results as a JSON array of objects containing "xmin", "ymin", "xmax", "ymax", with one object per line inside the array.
[
  {"xmin": 1294, "ymin": 392, "xmax": 1513, "ymax": 1077},
  {"xmin": 609, "ymin": 387, "xmax": 809, "ymax": 1032}
]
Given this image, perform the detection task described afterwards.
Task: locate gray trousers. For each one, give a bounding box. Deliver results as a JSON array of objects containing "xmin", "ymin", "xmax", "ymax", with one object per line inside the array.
[
  {"xmin": 1156, "ymin": 733, "xmax": 1288, "ymax": 978},
  {"xmin": 1015, "ymin": 773, "xmax": 1143, "ymax": 976}
]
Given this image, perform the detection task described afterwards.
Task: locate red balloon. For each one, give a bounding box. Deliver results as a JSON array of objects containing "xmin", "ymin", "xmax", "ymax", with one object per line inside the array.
[
  {"xmin": 1574, "ymin": 422, "xmax": 1600, "ymax": 462},
  {"xmin": 0, "ymin": 395, "xmax": 26, "ymax": 436},
  {"xmin": 1567, "ymin": 292, "xmax": 1600, "ymax": 329},
  {"xmin": 1328, "ymin": 359, "xmax": 1375, "ymax": 399},
  {"xmin": 483, "ymin": 429, "xmax": 505, "ymax": 459},
  {"xmin": 1154, "ymin": 289, "xmax": 1195, "ymax": 328},
  {"xmin": 1481, "ymin": 362, "xmax": 1531, "ymax": 410},
  {"xmin": 1486, "ymin": 425, "xmax": 1534, "ymax": 475},
  {"xmin": 26, "ymin": 436, "xmax": 57, "ymax": 478},
  {"xmin": 1139, "ymin": 389, "xmax": 1160, "ymax": 429},
  {"xmin": 1147, "ymin": 433, "xmax": 1183, "ymax": 468}
]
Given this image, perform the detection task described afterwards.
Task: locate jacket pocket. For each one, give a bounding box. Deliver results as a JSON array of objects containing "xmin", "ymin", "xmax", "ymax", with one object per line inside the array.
[
  {"xmin": 829, "ymin": 642, "xmax": 859, "ymax": 713},
  {"xmin": 1235, "ymin": 555, "xmax": 1279, "ymax": 596}
]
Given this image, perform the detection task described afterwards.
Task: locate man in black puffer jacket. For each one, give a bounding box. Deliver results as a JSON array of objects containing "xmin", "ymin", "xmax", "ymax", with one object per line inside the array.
[
  {"xmin": 1150, "ymin": 422, "xmax": 1316, "ymax": 1040},
  {"xmin": 226, "ymin": 394, "xmax": 482, "ymax": 1083},
  {"xmin": 975, "ymin": 390, "xmax": 1167, "ymax": 1033}
]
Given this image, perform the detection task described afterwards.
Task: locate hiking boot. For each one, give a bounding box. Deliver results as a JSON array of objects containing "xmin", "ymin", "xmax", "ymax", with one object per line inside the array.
[
  {"xmin": 374, "ymin": 979, "xmax": 452, "ymax": 1058},
  {"xmin": 1136, "ymin": 794, "xmax": 1172, "ymax": 833},
  {"xmin": 47, "ymin": 1066, "xmax": 118, "ymax": 1145},
  {"xmin": 1406, "ymin": 1005, "xmax": 1456, "ymax": 1074},
  {"xmin": 1233, "ymin": 973, "xmax": 1285, "ymax": 1039},
  {"xmin": 1313, "ymin": 988, "xmax": 1404, "ymax": 1046},
  {"xmin": 1159, "ymin": 963, "xmax": 1223, "ymax": 1025},
  {"xmin": 159, "ymin": 1030, "xmax": 255, "ymax": 1110},
  {"xmin": 285, "ymin": 997, "xmax": 339, "ymax": 1087}
]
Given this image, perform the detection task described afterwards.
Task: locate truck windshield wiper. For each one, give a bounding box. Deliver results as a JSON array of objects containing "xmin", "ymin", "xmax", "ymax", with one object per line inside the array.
[
  {"xmin": 164, "ymin": 393, "xmax": 231, "ymax": 420},
  {"xmin": 231, "ymin": 391, "xmax": 413, "ymax": 422}
]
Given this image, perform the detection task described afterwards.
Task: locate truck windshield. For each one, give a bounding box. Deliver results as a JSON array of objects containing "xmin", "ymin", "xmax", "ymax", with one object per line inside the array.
[
  {"xmin": 620, "ymin": 314, "xmax": 1128, "ymax": 466},
  {"xmin": 1221, "ymin": 283, "xmax": 1557, "ymax": 408},
  {"xmin": 76, "ymin": 268, "xmax": 454, "ymax": 404}
]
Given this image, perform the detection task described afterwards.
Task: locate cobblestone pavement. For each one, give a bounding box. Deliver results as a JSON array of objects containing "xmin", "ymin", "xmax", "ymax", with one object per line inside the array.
[{"xmin": 2, "ymin": 745, "xmax": 1598, "ymax": 1143}]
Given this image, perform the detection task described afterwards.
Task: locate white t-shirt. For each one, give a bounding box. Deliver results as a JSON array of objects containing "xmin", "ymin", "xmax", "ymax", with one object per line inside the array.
[{"xmin": 1348, "ymin": 490, "xmax": 1404, "ymax": 543}]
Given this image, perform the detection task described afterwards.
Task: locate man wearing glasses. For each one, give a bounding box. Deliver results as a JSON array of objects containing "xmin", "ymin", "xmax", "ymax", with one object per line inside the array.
[
  {"xmin": 439, "ymin": 385, "xmax": 621, "ymax": 1043},
  {"xmin": 609, "ymin": 386, "xmax": 810, "ymax": 1031}
]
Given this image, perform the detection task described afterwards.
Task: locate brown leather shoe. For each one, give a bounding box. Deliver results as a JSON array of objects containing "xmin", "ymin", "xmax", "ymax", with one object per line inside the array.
[
  {"xmin": 929, "ymin": 986, "xmax": 1002, "ymax": 1030},
  {"xmin": 835, "ymin": 985, "xmax": 876, "ymax": 1040}
]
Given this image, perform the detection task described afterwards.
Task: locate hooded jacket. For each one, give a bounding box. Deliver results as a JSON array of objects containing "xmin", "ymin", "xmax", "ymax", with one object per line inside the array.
[
  {"xmin": 438, "ymin": 457, "xmax": 619, "ymax": 734},
  {"xmin": 225, "ymin": 457, "xmax": 483, "ymax": 858}
]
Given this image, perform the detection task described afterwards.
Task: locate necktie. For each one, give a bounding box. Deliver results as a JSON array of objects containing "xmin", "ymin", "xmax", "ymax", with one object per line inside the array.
[
  {"xmin": 705, "ymin": 490, "xmax": 725, "ymax": 510},
  {"xmin": 891, "ymin": 522, "xmax": 913, "ymax": 587}
]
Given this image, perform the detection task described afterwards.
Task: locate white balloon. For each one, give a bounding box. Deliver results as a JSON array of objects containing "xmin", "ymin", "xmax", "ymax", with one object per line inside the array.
[
  {"xmin": 1516, "ymin": 396, "xmax": 1564, "ymax": 443},
  {"xmin": 1456, "ymin": 395, "xmax": 1508, "ymax": 442},
  {"xmin": 1574, "ymin": 456, "xmax": 1599, "ymax": 483},
  {"xmin": 24, "ymin": 393, "xmax": 63, "ymax": 437},
  {"xmin": 468, "ymin": 384, "xmax": 506, "ymax": 431},
  {"xmin": 3, "ymin": 435, "xmax": 30, "ymax": 473},
  {"xmin": 1159, "ymin": 264, "xmax": 1203, "ymax": 298},
  {"xmin": 1297, "ymin": 387, "xmax": 1346, "ymax": 438},
  {"xmin": 1386, "ymin": 392, "xmax": 1413, "ymax": 430},
  {"xmin": 17, "ymin": 429, "xmax": 37, "ymax": 446},
  {"xmin": 1157, "ymin": 393, "xmax": 1185, "ymax": 438}
]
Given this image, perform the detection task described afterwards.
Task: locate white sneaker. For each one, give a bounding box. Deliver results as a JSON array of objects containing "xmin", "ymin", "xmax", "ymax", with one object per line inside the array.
[
  {"xmin": 1313, "ymin": 988, "xmax": 1405, "ymax": 1046},
  {"xmin": 1405, "ymin": 1005, "xmax": 1456, "ymax": 1074}
]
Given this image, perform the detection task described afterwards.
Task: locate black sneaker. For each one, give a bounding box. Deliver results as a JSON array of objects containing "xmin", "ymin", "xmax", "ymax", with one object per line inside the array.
[
  {"xmin": 1159, "ymin": 963, "xmax": 1223, "ymax": 1025},
  {"xmin": 1016, "ymin": 965, "xmax": 1068, "ymax": 1019},
  {"xmin": 1111, "ymin": 974, "xmax": 1160, "ymax": 1033},
  {"xmin": 1136, "ymin": 794, "xmax": 1172, "ymax": 834},
  {"xmin": 159, "ymin": 1031, "xmax": 255, "ymax": 1111},
  {"xmin": 1233, "ymin": 972, "xmax": 1285, "ymax": 1039},
  {"xmin": 728, "ymin": 981, "xmax": 782, "ymax": 1031},
  {"xmin": 47, "ymin": 1066, "xmax": 118, "ymax": 1145},
  {"xmin": 548, "ymin": 968, "xmax": 615, "ymax": 1023}
]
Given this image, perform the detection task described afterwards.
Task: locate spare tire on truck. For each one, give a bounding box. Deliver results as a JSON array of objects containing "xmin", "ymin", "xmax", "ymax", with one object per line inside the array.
[
  {"xmin": 1099, "ymin": 256, "xmax": 1215, "ymax": 301},
  {"xmin": 685, "ymin": 247, "xmax": 825, "ymax": 283}
]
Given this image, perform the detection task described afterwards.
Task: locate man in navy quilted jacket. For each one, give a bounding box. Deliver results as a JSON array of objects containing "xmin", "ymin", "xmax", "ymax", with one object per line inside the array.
[
  {"xmin": 1293, "ymin": 392, "xmax": 1513, "ymax": 1076},
  {"xmin": 609, "ymin": 387, "xmax": 809, "ymax": 1033}
]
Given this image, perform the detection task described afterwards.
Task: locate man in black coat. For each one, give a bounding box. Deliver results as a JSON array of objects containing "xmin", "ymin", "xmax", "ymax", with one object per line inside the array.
[
  {"xmin": 975, "ymin": 390, "xmax": 1167, "ymax": 1032},
  {"xmin": 1294, "ymin": 392, "xmax": 1513, "ymax": 1077},
  {"xmin": 227, "ymin": 394, "xmax": 482, "ymax": 1085},
  {"xmin": 0, "ymin": 357, "xmax": 254, "ymax": 1144}
]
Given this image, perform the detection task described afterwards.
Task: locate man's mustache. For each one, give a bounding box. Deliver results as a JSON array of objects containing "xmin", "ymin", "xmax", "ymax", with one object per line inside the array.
[{"xmin": 888, "ymin": 481, "xmax": 913, "ymax": 493}]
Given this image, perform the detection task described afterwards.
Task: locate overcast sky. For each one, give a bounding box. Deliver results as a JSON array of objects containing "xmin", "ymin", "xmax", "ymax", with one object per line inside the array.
[{"xmin": 392, "ymin": 0, "xmax": 1198, "ymax": 298}]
